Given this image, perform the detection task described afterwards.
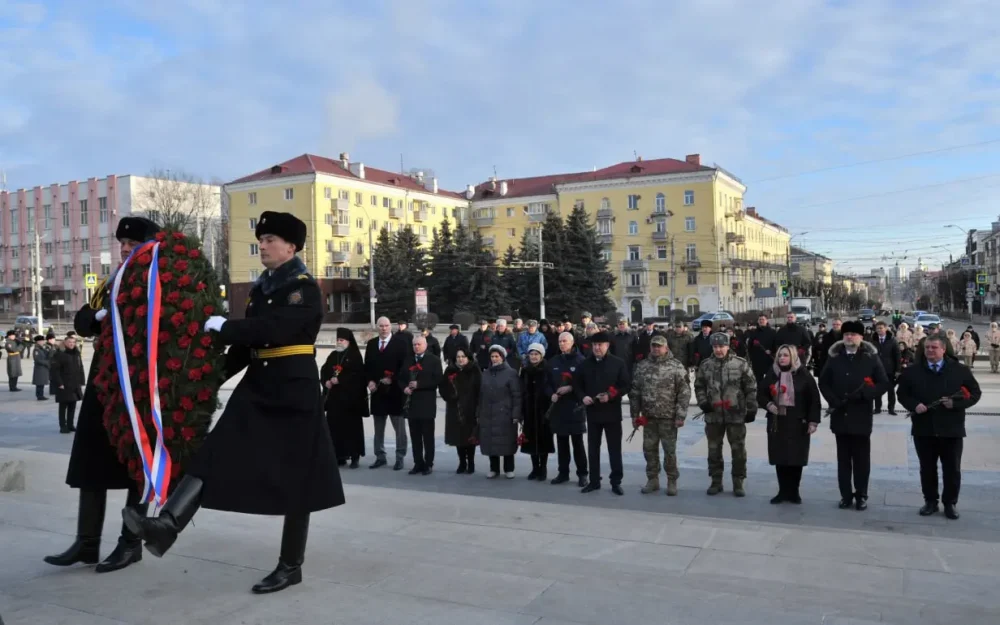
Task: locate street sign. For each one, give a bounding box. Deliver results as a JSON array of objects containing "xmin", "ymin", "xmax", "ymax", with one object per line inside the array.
[
  {"xmin": 84, "ymin": 273, "xmax": 98, "ymax": 288},
  {"xmin": 779, "ymin": 279, "xmax": 788, "ymax": 287},
  {"xmin": 977, "ymin": 273, "xmax": 988, "ymax": 284},
  {"xmin": 961, "ymin": 258, "xmax": 970, "ymax": 266},
  {"xmin": 968, "ymin": 281, "xmax": 976, "ymax": 289},
  {"xmin": 414, "ymin": 288, "xmax": 428, "ymax": 315}
]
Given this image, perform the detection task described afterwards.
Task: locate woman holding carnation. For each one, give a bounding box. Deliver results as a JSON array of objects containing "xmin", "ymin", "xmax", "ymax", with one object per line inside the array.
[
  {"xmin": 519, "ymin": 343, "xmax": 555, "ymax": 481},
  {"xmin": 321, "ymin": 328, "xmax": 367, "ymax": 468},
  {"xmin": 440, "ymin": 347, "xmax": 480, "ymax": 474},
  {"xmin": 757, "ymin": 344, "xmax": 821, "ymax": 504}
]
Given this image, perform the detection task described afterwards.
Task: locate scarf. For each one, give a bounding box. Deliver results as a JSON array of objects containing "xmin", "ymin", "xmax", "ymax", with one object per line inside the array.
[
  {"xmin": 255, "ymin": 256, "xmax": 308, "ymax": 295},
  {"xmin": 771, "ymin": 363, "xmax": 796, "ymax": 414}
]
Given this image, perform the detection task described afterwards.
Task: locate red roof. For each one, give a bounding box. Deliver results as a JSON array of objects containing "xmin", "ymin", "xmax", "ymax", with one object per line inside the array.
[
  {"xmin": 228, "ymin": 154, "xmax": 466, "ymax": 200},
  {"xmin": 471, "ymin": 157, "xmax": 714, "ymax": 201}
]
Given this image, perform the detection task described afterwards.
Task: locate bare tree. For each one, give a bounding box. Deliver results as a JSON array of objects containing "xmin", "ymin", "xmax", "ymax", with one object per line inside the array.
[
  {"xmin": 214, "ymin": 190, "xmax": 231, "ymax": 286},
  {"xmin": 131, "ymin": 168, "xmax": 219, "ymax": 235}
]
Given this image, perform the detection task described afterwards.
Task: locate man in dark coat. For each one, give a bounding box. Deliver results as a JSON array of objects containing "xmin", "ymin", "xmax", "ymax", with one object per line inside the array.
[
  {"xmin": 124, "ymin": 211, "xmax": 345, "ymax": 595},
  {"xmin": 401, "ymin": 335, "xmax": 443, "ymax": 475},
  {"xmin": 609, "ymin": 318, "xmax": 634, "ymax": 370},
  {"xmin": 469, "ymin": 319, "xmax": 494, "ymax": 370},
  {"xmin": 869, "ymin": 321, "xmax": 901, "ymax": 415},
  {"xmin": 546, "ymin": 332, "xmax": 588, "ymax": 486},
  {"xmin": 442, "ymin": 324, "xmax": 469, "ymax": 365},
  {"xmin": 688, "ymin": 320, "xmax": 714, "ymax": 369},
  {"xmin": 365, "ymin": 316, "xmax": 409, "ymax": 470},
  {"xmin": 420, "ymin": 327, "xmax": 441, "ymax": 359},
  {"xmin": 819, "ymin": 320, "xmax": 889, "ymax": 511},
  {"xmin": 44, "ymin": 215, "xmax": 161, "ymax": 575},
  {"xmin": 775, "ymin": 312, "xmax": 812, "ymax": 365},
  {"xmin": 897, "ymin": 335, "xmax": 982, "ymax": 520},
  {"xmin": 396, "ymin": 320, "xmax": 414, "ymax": 356},
  {"xmin": 746, "ymin": 313, "xmax": 778, "ymax": 382},
  {"xmin": 574, "ymin": 331, "xmax": 631, "ymax": 495},
  {"xmin": 631, "ymin": 318, "xmax": 662, "ymax": 365},
  {"xmin": 818, "ymin": 318, "xmax": 843, "ymax": 375}
]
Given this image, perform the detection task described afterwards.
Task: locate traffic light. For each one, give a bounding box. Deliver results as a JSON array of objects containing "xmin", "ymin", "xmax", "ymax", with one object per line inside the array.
[
  {"xmin": 781, "ymin": 284, "xmax": 789, "ymax": 297},
  {"xmin": 979, "ymin": 285, "xmax": 986, "ymax": 296}
]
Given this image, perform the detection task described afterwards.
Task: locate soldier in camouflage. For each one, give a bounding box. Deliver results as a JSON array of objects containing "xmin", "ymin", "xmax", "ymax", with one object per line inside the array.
[
  {"xmin": 666, "ymin": 324, "xmax": 693, "ymax": 369},
  {"xmin": 694, "ymin": 332, "xmax": 758, "ymax": 497},
  {"xmin": 629, "ymin": 335, "xmax": 691, "ymax": 495}
]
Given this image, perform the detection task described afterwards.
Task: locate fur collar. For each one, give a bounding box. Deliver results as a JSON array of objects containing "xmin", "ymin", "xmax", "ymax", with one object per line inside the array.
[
  {"xmin": 254, "ymin": 256, "xmax": 308, "ymax": 295},
  {"xmin": 828, "ymin": 340, "xmax": 878, "ymax": 359}
]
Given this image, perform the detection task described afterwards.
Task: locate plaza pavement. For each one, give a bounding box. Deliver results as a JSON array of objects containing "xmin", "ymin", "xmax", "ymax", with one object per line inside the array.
[{"xmin": 2, "ymin": 348, "xmax": 1000, "ymax": 623}]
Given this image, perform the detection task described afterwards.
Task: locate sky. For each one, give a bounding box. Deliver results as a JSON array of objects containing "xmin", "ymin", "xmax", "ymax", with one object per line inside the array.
[{"xmin": 1, "ymin": 0, "xmax": 999, "ymax": 273}]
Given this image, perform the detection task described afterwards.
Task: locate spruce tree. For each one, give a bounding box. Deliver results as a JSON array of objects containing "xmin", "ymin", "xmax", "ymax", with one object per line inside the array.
[
  {"xmin": 427, "ymin": 219, "xmax": 462, "ymax": 320},
  {"xmin": 393, "ymin": 226, "xmax": 429, "ymax": 319},
  {"xmin": 538, "ymin": 211, "xmax": 572, "ymax": 319},
  {"xmin": 371, "ymin": 226, "xmax": 409, "ymax": 320},
  {"xmin": 467, "ymin": 230, "xmax": 509, "ymax": 317},
  {"xmin": 563, "ymin": 204, "xmax": 615, "ymax": 317}
]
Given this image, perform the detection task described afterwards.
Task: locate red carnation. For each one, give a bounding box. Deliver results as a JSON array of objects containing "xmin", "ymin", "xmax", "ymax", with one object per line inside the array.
[
  {"xmin": 172, "ymin": 410, "xmax": 185, "ymax": 423},
  {"xmin": 159, "ymin": 241, "xmax": 167, "ymax": 250},
  {"xmin": 137, "ymin": 253, "xmax": 151, "ymax": 266},
  {"xmin": 203, "ymin": 305, "xmax": 214, "ymax": 316},
  {"xmin": 163, "ymin": 426, "xmax": 175, "ymax": 440},
  {"xmin": 126, "ymin": 323, "xmax": 138, "ymax": 337},
  {"xmin": 960, "ymin": 386, "xmax": 972, "ymax": 400},
  {"xmin": 127, "ymin": 273, "xmax": 136, "ymax": 285},
  {"xmin": 158, "ymin": 377, "xmax": 170, "ymax": 390},
  {"xmin": 188, "ymin": 368, "xmax": 203, "ymax": 381},
  {"xmin": 187, "ymin": 321, "xmax": 199, "ymax": 336},
  {"xmin": 158, "ymin": 331, "xmax": 170, "ymax": 344},
  {"xmin": 170, "ymin": 312, "xmax": 185, "ymax": 327},
  {"xmin": 174, "ymin": 259, "xmax": 189, "ymax": 272},
  {"xmin": 123, "ymin": 305, "xmax": 134, "ymax": 319},
  {"xmin": 173, "ymin": 244, "xmax": 187, "ymax": 255},
  {"xmin": 116, "ymin": 292, "xmax": 127, "ymax": 305},
  {"xmin": 197, "ymin": 388, "xmax": 212, "ymax": 401},
  {"xmin": 128, "ymin": 364, "xmax": 136, "ymax": 377},
  {"xmin": 188, "ymin": 249, "xmax": 201, "ymax": 259},
  {"xmin": 139, "ymin": 370, "xmax": 149, "ymax": 383},
  {"xmin": 166, "ymin": 357, "xmax": 183, "ymax": 371},
  {"xmin": 199, "ymin": 335, "xmax": 212, "ymax": 347},
  {"xmin": 178, "ymin": 335, "xmax": 192, "ymax": 349},
  {"xmin": 180, "ymin": 396, "xmax": 194, "ymax": 410},
  {"xmin": 201, "ymin": 363, "xmax": 213, "ymax": 374},
  {"xmin": 166, "ymin": 291, "xmax": 181, "ymax": 304},
  {"xmin": 135, "ymin": 304, "xmax": 147, "ymax": 317},
  {"xmin": 172, "ymin": 232, "xmax": 185, "ymax": 240},
  {"xmin": 177, "ymin": 275, "xmax": 192, "ymax": 287},
  {"xmin": 155, "ymin": 232, "xmax": 167, "ymax": 241},
  {"xmin": 158, "ymin": 257, "xmax": 168, "ymax": 269},
  {"xmin": 193, "ymin": 348, "xmax": 207, "ymax": 359},
  {"xmin": 131, "ymin": 342, "xmax": 143, "ymax": 357},
  {"xmin": 180, "ymin": 298, "xmax": 195, "ymax": 311},
  {"xmin": 181, "ymin": 427, "xmax": 195, "ymax": 441},
  {"xmin": 769, "ymin": 384, "xmax": 778, "ymax": 397},
  {"xmin": 863, "ymin": 376, "xmax": 875, "ymax": 387},
  {"xmin": 195, "ymin": 281, "xmax": 206, "ymax": 291},
  {"xmin": 160, "ymin": 272, "xmax": 175, "ymax": 284}
]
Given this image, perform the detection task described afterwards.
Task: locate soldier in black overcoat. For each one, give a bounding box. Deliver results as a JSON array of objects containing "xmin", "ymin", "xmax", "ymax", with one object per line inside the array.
[
  {"xmin": 321, "ymin": 328, "xmax": 368, "ymax": 468},
  {"xmin": 401, "ymin": 334, "xmax": 443, "ymax": 474},
  {"xmin": 124, "ymin": 211, "xmax": 345, "ymax": 595},
  {"xmin": 44, "ymin": 216, "xmax": 161, "ymax": 574}
]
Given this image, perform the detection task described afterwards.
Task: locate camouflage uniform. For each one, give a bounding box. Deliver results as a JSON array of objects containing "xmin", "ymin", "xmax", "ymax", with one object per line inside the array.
[
  {"xmin": 694, "ymin": 340, "xmax": 758, "ymax": 495},
  {"xmin": 666, "ymin": 330, "xmax": 693, "ymax": 369},
  {"xmin": 629, "ymin": 340, "xmax": 691, "ymax": 494}
]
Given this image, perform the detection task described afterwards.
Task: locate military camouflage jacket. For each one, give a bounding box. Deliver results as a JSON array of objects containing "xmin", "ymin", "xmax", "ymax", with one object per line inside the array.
[
  {"xmin": 694, "ymin": 353, "xmax": 758, "ymax": 424},
  {"xmin": 629, "ymin": 355, "xmax": 691, "ymax": 422}
]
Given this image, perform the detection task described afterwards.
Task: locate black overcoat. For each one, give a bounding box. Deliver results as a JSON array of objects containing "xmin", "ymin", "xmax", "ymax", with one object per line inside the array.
[
  {"xmin": 364, "ymin": 334, "xmax": 408, "ymax": 416},
  {"xmin": 442, "ymin": 333, "xmax": 470, "ymax": 365},
  {"xmin": 573, "ymin": 353, "xmax": 631, "ymax": 425},
  {"xmin": 400, "ymin": 352, "xmax": 443, "ymax": 421},
  {"xmin": 519, "ymin": 361, "xmax": 555, "ymax": 455},
  {"xmin": 187, "ymin": 263, "xmax": 344, "ymax": 516},
  {"xmin": 66, "ymin": 299, "xmax": 133, "ymax": 490},
  {"xmin": 440, "ymin": 363, "xmax": 480, "ymax": 447},
  {"xmin": 818, "ymin": 340, "xmax": 889, "ymax": 436},
  {"xmin": 897, "ymin": 360, "xmax": 982, "ymax": 438},
  {"xmin": 50, "ymin": 347, "xmax": 86, "ymax": 404},
  {"xmin": 747, "ymin": 325, "xmax": 779, "ymax": 380},
  {"xmin": 757, "ymin": 367, "xmax": 821, "ymax": 466},
  {"xmin": 321, "ymin": 347, "xmax": 368, "ymax": 460},
  {"xmin": 545, "ymin": 351, "xmax": 587, "ymax": 435}
]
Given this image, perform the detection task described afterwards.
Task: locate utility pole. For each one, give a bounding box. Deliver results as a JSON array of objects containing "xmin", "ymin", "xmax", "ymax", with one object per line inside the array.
[
  {"xmin": 537, "ymin": 225, "xmax": 546, "ymax": 320},
  {"xmin": 669, "ymin": 236, "xmax": 676, "ymax": 322},
  {"xmin": 368, "ymin": 226, "xmax": 376, "ymax": 328},
  {"xmin": 33, "ymin": 229, "xmax": 44, "ymax": 333}
]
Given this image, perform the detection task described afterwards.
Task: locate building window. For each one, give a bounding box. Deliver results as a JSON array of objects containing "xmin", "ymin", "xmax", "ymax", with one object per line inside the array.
[
  {"xmin": 687, "ymin": 270, "xmax": 698, "ymax": 285},
  {"xmin": 99, "ymin": 197, "xmax": 108, "ymax": 223},
  {"xmin": 338, "ymin": 189, "xmax": 349, "ymax": 200},
  {"xmin": 12, "ymin": 269, "xmax": 19, "ymax": 280},
  {"xmin": 507, "ymin": 207, "xmax": 514, "ymax": 217},
  {"xmin": 62, "ymin": 202, "xmax": 70, "ymax": 227},
  {"xmin": 81, "ymin": 238, "xmax": 89, "ymax": 251},
  {"xmin": 508, "ymin": 228, "xmax": 516, "ymax": 237},
  {"xmin": 249, "ymin": 217, "xmax": 257, "ymax": 229},
  {"xmin": 10, "ymin": 209, "xmax": 17, "ymax": 231},
  {"xmin": 338, "ymin": 211, "xmax": 350, "ymax": 226},
  {"xmin": 11, "ymin": 248, "xmax": 18, "ymax": 258},
  {"xmin": 658, "ymin": 272, "xmax": 668, "ymax": 286},
  {"xmin": 249, "ymin": 269, "xmax": 260, "ymax": 281},
  {"xmin": 284, "ymin": 188, "xmax": 294, "ymax": 201},
  {"xmin": 324, "ymin": 187, "xmax": 332, "ymax": 199},
  {"xmin": 598, "ymin": 219, "xmax": 612, "ymax": 235},
  {"xmin": 371, "ymin": 219, "xmax": 378, "ymax": 230},
  {"xmin": 324, "ymin": 214, "xmax": 334, "ymax": 225},
  {"xmin": 249, "ymin": 192, "xmax": 257, "ymax": 205},
  {"xmin": 601, "ymin": 197, "xmax": 610, "ymax": 211},
  {"xmin": 655, "ymin": 219, "xmax": 666, "ymax": 233},
  {"xmin": 64, "ymin": 265, "xmax": 73, "ymax": 278},
  {"xmin": 628, "ymin": 221, "xmax": 638, "ymax": 235},
  {"xmin": 685, "ymin": 217, "xmax": 695, "ymax": 232},
  {"xmin": 655, "ymin": 193, "xmax": 666, "ymax": 213},
  {"xmin": 355, "ymin": 192, "xmax": 362, "ymax": 205},
  {"xmin": 249, "ymin": 243, "xmax": 259, "ymax": 256},
  {"xmin": 101, "ymin": 263, "xmax": 111, "ymax": 275},
  {"xmin": 43, "ymin": 204, "xmax": 52, "ymax": 230},
  {"xmin": 325, "ymin": 266, "xmax": 334, "ymax": 278},
  {"xmin": 356, "ymin": 241, "xmax": 364, "ymax": 254},
  {"xmin": 26, "ymin": 207, "xmax": 34, "ymax": 232},
  {"xmin": 81, "ymin": 262, "xmax": 91, "ymax": 275},
  {"xmin": 44, "ymin": 242, "xmax": 52, "ymax": 254},
  {"xmin": 628, "ymin": 245, "xmax": 640, "ymax": 261},
  {"xmin": 684, "ymin": 190, "xmax": 694, "ymax": 205},
  {"xmin": 62, "ymin": 240, "xmax": 70, "ymax": 252},
  {"xmin": 370, "ymin": 194, "xmax": 377, "ymax": 206},
  {"xmin": 326, "ymin": 240, "xmax": 334, "ymax": 252},
  {"xmin": 356, "ymin": 218, "xmax": 364, "ymax": 229},
  {"xmin": 656, "ymin": 245, "xmax": 667, "ymax": 259},
  {"xmin": 686, "ymin": 244, "xmax": 697, "ymax": 261},
  {"xmin": 628, "ymin": 195, "xmax": 640, "ymax": 210},
  {"xmin": 629, "ymin": 272, "xmax": 641, "ymax": 287},
  {"xmin": 601, "ymin": 249, "xmax": 612, "ymax": 261},
  {"xmin": 383, "ymin": 197, "xmax": 391, "ymax": 208},
  {"xmin": 657, "ymin": 299, "xmax": 670, "ymax": 316},
  {"xmin": 80, "ymin": 199, "xmax": 89, "ymax": 225}
]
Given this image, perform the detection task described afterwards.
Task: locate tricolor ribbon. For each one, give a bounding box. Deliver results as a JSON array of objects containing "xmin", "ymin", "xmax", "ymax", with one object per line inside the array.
[{"xmin": 109, "ymin": 241, "xmax": 173, "ymax": 506}]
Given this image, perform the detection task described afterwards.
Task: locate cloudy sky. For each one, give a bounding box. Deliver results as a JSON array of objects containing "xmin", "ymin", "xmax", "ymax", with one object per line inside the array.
[{"xmin": 1, "ymin": 0, "xmax": 998, "ymax": 272}]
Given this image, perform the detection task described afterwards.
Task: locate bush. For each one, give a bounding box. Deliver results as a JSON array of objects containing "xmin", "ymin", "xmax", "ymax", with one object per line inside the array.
[
  {"xmin": 414, "ymin": 312, "xmax": 440, "ymax": 331},
  {"xmin": 453, "ymin": 311, "xmax": 476, "ymax": 330}
]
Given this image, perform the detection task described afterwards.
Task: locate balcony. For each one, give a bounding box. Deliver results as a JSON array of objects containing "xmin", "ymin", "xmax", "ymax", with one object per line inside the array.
[
  {"xmin": 332, "ymin": 223, "xmax": 351, "ymax": 237},
  {"xmin": 331, "ymin": 251, "xmax": 351, "ymax": 264},
  {"xmin": 651, "ymin": 230, "xmax": 668, "ymax": 241},
  {"xmin": 527, "ymin": 211, "xmax": 547, "ymax": 223},
  {"xmin": 330, "ymin": 198, "xmax": 349, "ymax": 212},
  {"xmin": 726, "ymin": 232, "xmax": 746, "ymax": 244},
  {"xmin": 482, "ymin": 236, "xmax": 495, "ymax": 247},
  {"xmin": 597, "ymin": 233, "xmax": 613, "ymax": 246},
  {"xmin": 474, "ymin": 214, "xmax": 495, "ymax": 227},
  {"xmin": 413, "ymin": 209, "xmax": 427, "ymax": 222},
  {"xmin": 597, "ymin": 207, "xmax": 613, "ymax": 219},
  {"xmin": 622, "ymin": 258, "xmax": 648, "ymax": 270},
  {"xmin": 681, "ymin": 257, "xmax": 702, "ymax": 269},
  {"xmin": 389, "ymin": 206, "xmax": 403, "ymax": 219},
  {"xmin": 650, "ymin": 209, "xmax": 672, "ymax": 220},
  {"xmin": 625, "ymin": 284, "xmax": 647, "ymax": 294}
]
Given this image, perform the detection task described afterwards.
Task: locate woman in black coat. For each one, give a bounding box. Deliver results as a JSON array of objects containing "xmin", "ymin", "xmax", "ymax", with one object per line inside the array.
[
  {"xmin": 758, "ymin": 344, "xmax": 821, "ymax": 504},
  {"xmin": 321, "ymin": 328, "xmax": 368, "ymax": 469},
  {"xmin": 440, "ymin": 347, "xmax": 481, "ymax": 474},
  {"xmin": 50, "ymin": 336, "xmax": 86, "ymax": 432},
  {"xmin": 519, "ymin": 343, "xmax": 555, "ymax": 481}
]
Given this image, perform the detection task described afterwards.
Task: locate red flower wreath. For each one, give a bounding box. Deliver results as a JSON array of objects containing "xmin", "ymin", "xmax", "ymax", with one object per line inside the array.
[{"xmin": 93, "ymin": 230, "xmax": 227, "ymax": 494}]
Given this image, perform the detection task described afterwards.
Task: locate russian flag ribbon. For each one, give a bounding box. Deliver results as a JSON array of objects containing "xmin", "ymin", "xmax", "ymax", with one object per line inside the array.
[{"xmin": 109, "ymin": 241, "xmax": 173, "ymax": 506}]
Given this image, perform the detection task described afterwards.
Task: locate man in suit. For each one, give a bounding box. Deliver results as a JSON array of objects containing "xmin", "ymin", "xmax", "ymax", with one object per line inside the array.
[
  {"xmin": 401, "ymin": 335, "xmax": 443, "ymax": 474},
  {"xmin": 870, "ymin": 321, "xmax": 901, "ymax": 415},
  {"xmin": 365, "ymin": 316, "xmax": 409, "ymax": 470}
]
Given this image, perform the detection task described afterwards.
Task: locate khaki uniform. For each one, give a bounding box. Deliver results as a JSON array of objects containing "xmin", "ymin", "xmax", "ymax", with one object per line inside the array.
[
  {"xmin": 986, "ymin": 329, "xmax": 1000, "ymax": 373},
  {"xmin": 629, "ymin": 354, "xmax": 691, "ymax": 489},
  {"xmin": 694, "ymin": 354, "xmax": 757, "ymax": 484}
]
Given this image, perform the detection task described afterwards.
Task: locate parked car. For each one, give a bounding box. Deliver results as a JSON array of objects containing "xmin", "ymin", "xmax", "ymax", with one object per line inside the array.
[
  {"xmin": 858, "ymin": 309, "xmax": 875, "ymax": 322},
  {"xmin": 689, "ymin": 311, "xmax": 735, "ymax": 332},
  {"xmin": 912, "ymin": 313, "xmax": 942, "ymax": 329}
]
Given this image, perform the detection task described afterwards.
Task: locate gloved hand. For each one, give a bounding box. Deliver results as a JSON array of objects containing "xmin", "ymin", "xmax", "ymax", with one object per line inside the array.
[
  {"xmin": 699, "ymin": 403, "xmax": 712, "ymax": 414},
  {"xmin": 204, "ymin": 316, "xmax": 227, "ymax": 333},
  {"xmin": 94, "ymin": 309, "xmax": 107, "ymax": 322}
]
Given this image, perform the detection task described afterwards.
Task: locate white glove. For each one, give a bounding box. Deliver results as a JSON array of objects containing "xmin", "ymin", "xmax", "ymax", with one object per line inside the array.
[
  {"xmin": 204, "ymin": 316, "xmax": 227, "ymax": 333},
  {"xmin": 94, "ymin": 309, "xmax": 107, "ymax": 322}
]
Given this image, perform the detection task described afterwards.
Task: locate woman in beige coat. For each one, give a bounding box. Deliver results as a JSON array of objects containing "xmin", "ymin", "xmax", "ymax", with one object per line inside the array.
[
  {"xmin": 959, "ymin": 331, "xmax": 978, "ymax": 368},
  {"xmin": 945, "ymin": 329, "xmax": 960, "ymax": 354},
  {"xmin": 895, "ymin": 323, "xmax": 913, "ymax": 349},
  {"xmin": 987, "ymin": 322, "xmax": 1000, "ymax": 373}
]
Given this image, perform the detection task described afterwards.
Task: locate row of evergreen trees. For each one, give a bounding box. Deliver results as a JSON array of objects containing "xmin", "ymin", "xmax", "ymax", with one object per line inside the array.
[{"xmin": 368, "ymin": 205, "xmax": 617, "ymax": 323}]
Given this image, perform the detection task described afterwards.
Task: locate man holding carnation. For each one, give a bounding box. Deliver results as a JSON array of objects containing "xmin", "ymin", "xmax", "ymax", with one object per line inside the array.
[{"xmin": 123, "ymin": 210, "xmax": 344, "ymax": 594}]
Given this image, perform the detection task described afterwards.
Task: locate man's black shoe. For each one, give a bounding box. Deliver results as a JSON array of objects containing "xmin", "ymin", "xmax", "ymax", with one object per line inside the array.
[
  {"xmin": 919, "ymin": 502, "xmax": 939, "ymax": 516},
  {"xmin": 421, "ymin": 467, "xmax": 433, "ymax": 476},
  {"xmin": 369, "ymin": 459, "xmax": 387, "ymax": 469},
  {"xmin": 393, "ymin": 459, "xmax": 404, "ymax": 471},
  {"xmin": 408, "ymin": 466, "xmax": 422, "ymax": 475},
  {"xmin": 944, "ymin": 504, "xmax": 960, "ymax": 520},
  {"xmin": 887, "ymin": 410, "xmax": 897, "ymax": 416},
  {"xmin": 581, "ymin": 482, "xmax": 600, "ymax": 493},
  {"xmin": 550, "ymin": 474, "xmax": 569, "ymax": 484},
  {"xmin": 577, "ymin": 475, "xmax": 588, "ymax": 487},
  {"xmin": 611, "ymin": 485, "xmax": 624, "ymax": 496},
  {"xmin": 838, "ymin": 498, "xmax": 853, "ymax": 509},
  {"xmin": 855, "ymin": 499, "xmax": 868, "ymax": 511}
]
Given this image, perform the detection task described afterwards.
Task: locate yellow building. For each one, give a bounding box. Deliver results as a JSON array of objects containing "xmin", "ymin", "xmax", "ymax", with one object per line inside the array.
[
  {"xmin": 791, "ymin": 247, "xmax": 834, "ymax": 286},
  {"xmin": 467, "ymin": 155, "xmax": 790, "ymax": 322},
  {"xmin": 224, "ymin": 153, "xmax": 468, "ymax": 321}
]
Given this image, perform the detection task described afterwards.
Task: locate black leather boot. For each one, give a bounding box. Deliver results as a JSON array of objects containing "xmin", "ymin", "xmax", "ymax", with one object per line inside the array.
[
  {"xmin": 252, "ymin": 513, "xmax": 309, "ymax": 594},
  {"xmin": 96, "ymin": 488, "xmax": 147, "ymax": 573},
  {"xmin": 122, "ymin": 475, "xmax": 203, "ymax": 557},
  {"xmin": 44, "ymin": 489, "xmax": 106, "ymax": 566}
]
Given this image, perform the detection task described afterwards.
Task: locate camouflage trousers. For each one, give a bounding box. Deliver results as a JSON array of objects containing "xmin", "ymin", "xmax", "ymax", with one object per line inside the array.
[
  {"xmin": 643, "ymin": 419, "xmax": 679, "ymax": 480},
  {"xmin": 704, "ymin": 423, "xmax": 747, "ymax": 479}
]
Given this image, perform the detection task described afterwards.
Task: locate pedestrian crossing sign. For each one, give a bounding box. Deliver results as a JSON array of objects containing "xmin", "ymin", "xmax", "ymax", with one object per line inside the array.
[
  {"xmin": 977, "ymin": 273, "xmax": 988, "ymax": 284},
  {"xmin": 84, "ymin": 273, "xmax": 98, "ymax": 288}
]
